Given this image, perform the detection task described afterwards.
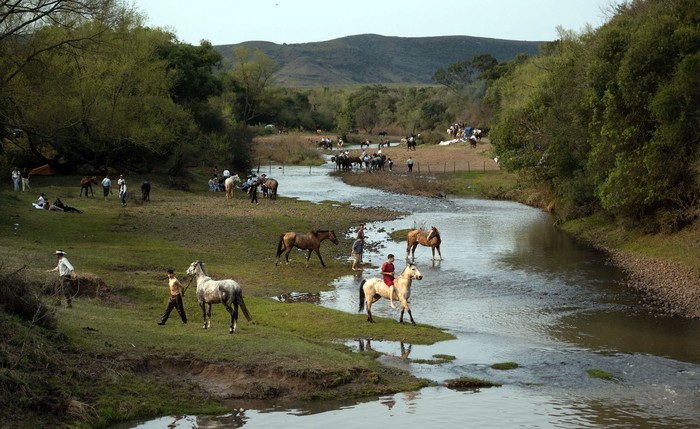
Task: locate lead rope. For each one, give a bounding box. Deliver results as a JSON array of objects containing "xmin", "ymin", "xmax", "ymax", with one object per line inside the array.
[{"xmin": 181, "ymin": 274, "xmax": 194, "ymax": 296}]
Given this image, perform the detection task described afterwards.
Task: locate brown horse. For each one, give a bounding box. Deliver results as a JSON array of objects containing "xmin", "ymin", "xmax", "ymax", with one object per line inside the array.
[
  {"xmin": 406, "ymin": 226, "xmax": 442, "ymax": 262},
  {"xmin": 275, "ymin": 230, "xmax": 338, "ymax": 267},
  {"xmin": 80, "ymin": 176, "xmax": 98, "ymax": 197},
  {"xmin": 260, "ymin": 178, "xmax": 279, "ymax": 200}
]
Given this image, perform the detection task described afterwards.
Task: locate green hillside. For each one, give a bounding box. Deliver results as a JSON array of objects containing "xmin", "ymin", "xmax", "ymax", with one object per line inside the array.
[{"xmin": 215, "ymin": 34, "xmax": 544, "ymax": 86}]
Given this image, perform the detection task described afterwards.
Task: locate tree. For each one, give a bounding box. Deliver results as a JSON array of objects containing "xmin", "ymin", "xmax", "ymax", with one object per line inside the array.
[
  {"xmin": 224, "ymin": 47, "xmax": 279, "ymax": 124},
  {"xmin": 0, "ymin": 0, "xmax": 120, "ymax": 156}
]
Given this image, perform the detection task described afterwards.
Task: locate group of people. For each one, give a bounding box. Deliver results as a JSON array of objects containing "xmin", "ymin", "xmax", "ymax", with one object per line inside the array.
[
  {"xmin": 351, "ymin": 223, "xmax": 398, "ymax": 309},
  {"xmin": 99, "ymin": 174, "xmax": 128, "ymax": 205},
  {"xmin": 11, "ymin": 167, "xmax": 30, "ymax": 192},
  {"xmin": 45, "ymin": 246, "xmax": 189, "ymax": 324},
  {"xmin": 32, "ymin": 193, "xmax": 82, "ymax": 213},
  {"xmin": 209, "ymin": 167, "xmax": 234, "ymax": 192},
  {"xmin": 47, "ymin": 221, "xmax": 398, "ymax": 324}
]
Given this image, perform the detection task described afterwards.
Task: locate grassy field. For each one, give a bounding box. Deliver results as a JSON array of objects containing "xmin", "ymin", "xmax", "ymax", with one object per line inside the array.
[
  {"xmin": 5, "ymin": 132, "xmax": 698, "ymax": 427},
  {"xmin": 0, "ymin": 170, "xmax": 459, "ymax": 428}
]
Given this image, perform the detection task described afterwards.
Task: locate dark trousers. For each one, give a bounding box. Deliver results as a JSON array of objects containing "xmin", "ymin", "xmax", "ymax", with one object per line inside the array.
[
  {"xmin": 250, "ymin": 189, "xmax": 258, "ymax": 203},
  {"xmin": 160, "ymin": 295, "xmax": 187, "ymax": 324},
  {"xmin": 56, "ymin": 275, "xmax": 74, "ymax": 307}
]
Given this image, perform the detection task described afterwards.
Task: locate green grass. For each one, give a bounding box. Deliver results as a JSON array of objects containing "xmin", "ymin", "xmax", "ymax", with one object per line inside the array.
[
  {"xmin": 491, "ymin": 361, "xmax": 519, "ymax": 370},
  {"xmin": 445, "ymin": 376, "xmax": 501, "ymax": 390},
  {"xmin": 587, "ymin": 369, "xmax": 615, "ymax": 381},
  {"xmin": 0, "ymin": 171, "xmax": 454, "ymax": 428}
]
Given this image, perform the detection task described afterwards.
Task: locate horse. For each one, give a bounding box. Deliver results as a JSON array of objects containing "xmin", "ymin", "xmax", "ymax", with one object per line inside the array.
[
  {"xmin": 359, "ymin": 263, "xmax": 423, "ymax": 325},
  {"xmin": 79, "ymin": 176, "xmax": 98, "ymax": 197},
  {"xmin": 141, "ymin": 180, "xmax": 150, "ymax": 201},
  {"xmin": 275, "ymin": 230, "xmax": 339, "ymax": 267},
  {"xmin": 259, "ymin": 178, "xmax": 278, "ymax": 200},
  {"xmin": 185, "ymin": 261, "xmax": 252, "ymax": 334},
  {"xmin": 224, "ymin": 174, "xmax": 241, "ymax": 199},
  {"xmin": 406, "ymin": 226, "xmax": 442, "ymax": 262}
]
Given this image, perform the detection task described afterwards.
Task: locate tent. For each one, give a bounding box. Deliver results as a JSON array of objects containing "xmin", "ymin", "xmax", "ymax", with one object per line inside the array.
[{"xmin": 29, "ymin": 164, "xmax": 58, "ymax": 176}]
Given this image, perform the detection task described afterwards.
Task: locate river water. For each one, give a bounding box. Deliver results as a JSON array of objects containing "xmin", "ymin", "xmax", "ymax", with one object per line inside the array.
[{"xmin": 119, "ymin": 156, "xmax": 700, "ymax": 428}]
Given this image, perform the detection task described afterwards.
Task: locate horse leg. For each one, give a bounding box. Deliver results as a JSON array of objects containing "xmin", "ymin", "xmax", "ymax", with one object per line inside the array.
[
  {"xmin": 398, "ymin": 300, "xmax": 416, "ymax": 325},
  {"xmin": 437, "ymin": 245, "xmax": 443, "ymax": 261},
  {"xmin": 411, "ymin": 244, "xmax": 418, "ymax": 262},
  {"xmin": 366, "ymin": 299, "xmax": 375, "ymax": 323},
  {"xmin": 315, "ymin": 249, "xmax": 326, "ymax": 268},
  {"xmin": 207, "ymin": 303, "xmax": 212, "ymax": 329},
  {"xmin": 224, "ymin": 303, "xmax": 235, "ymax": 334},
  {"xmin": 200, "ymin": 302, "xmax": 207, "ymax": 329}
]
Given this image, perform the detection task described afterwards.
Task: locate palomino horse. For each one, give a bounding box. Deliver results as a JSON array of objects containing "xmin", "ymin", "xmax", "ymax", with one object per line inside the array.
[
  {"xmin": 224, "ymin": 174, "xmax": 241, "ymax": 199},
  {"xmin": 79, "ymin": 176, "xmax": 98, "ymax": 197},
  {"xmin": 259, "ymin": 177, "xmax": 279, "ymax": 200},
  {"xmin": 185, "ymin": 261, "xmax": 252, "ymax": 334},
  {"xmin": 406, "ymin": 226, "xmax": 442, "ymax": 262},
  {"xmin": 275, "ymin": 230, "xmax": 339, "ymax": 267},
  {"xmin": 359, "ymin": 263, "xmax": 423, "ymax": 325}
]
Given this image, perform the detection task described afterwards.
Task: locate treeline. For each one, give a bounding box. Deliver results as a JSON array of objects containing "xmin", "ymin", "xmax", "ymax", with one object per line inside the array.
[
  {"xmin": 1, "ymin": 1, "xmax": 514, "ymax": 179},
  {"xmin": 486, "ymin": 0, "xmax": 700, "ymax": 231}
]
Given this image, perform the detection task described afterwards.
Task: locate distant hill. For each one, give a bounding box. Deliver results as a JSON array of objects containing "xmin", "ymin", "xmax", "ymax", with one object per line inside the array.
[{"xmin": 214, "ymin": 34, "xmax": 544, "ymax": 86}]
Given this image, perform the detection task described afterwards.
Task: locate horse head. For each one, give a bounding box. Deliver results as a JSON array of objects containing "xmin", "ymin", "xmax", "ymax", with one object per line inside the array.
[
  {"xmin": 405, "ymin": 263, "xmax": 423, "ymax": 280},
  {"xmin": 328, "ymin": 230, "xmax": 339, "ymax": 245},
  {"xmin": 427, "ymin": 226, "xmax": 440, "ymax": 241},
  {"xmin": 186, "ymin": 260, "xmax": 204, "ymax": 277}
]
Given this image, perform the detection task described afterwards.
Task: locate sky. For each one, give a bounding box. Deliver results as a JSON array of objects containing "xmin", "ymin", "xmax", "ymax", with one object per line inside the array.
[{"xmin": 133, "ymin": 0, "xmax": 624, "ymax": 46}]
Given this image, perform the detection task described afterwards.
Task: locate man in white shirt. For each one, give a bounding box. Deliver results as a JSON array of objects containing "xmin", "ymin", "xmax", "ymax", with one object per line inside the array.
[{"xmin": 48, "ymin": 250, "xmax": 75, "ymax": 307}]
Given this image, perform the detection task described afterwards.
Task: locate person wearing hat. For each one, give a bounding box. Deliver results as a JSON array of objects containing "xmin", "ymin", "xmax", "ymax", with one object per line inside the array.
[{"xmin": 47, "ymin": 250, "xmax": 75, "ymax": 307}]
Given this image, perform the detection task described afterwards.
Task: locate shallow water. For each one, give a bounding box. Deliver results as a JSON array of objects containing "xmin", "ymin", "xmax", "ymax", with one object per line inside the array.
[{"xmin": 117, "ymin": 160, "xmax": 700, "ymax": 429}]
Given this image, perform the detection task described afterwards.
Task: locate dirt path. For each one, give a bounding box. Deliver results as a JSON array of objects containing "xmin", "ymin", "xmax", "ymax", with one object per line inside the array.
[{"xmin": 351, "ymin": 139, "xmax": 499, "ymax": 173}]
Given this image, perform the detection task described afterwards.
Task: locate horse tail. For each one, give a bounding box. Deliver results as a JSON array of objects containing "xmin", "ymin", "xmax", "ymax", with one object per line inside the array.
[
  {"xmin": 359, "ymin": 280, "xmax": 366, "ymax": 312},
  {"xmin": 276, "ymin": 234, "xmax": 285, "ymax": 258},
  {"xmin": 237, "ymin": 292, "xmax": 252, "ymax": 322}
]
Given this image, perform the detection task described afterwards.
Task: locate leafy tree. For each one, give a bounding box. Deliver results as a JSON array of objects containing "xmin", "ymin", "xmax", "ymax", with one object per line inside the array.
[
  {"xmin": 224, "ymin": 47, "xmax": 279, "ymax": 125},
  {"xmin": 155, "ymin": 40, "xmax": 224, "ymax": 130},
  {"xmin": 19, "ymin": 23, "xmax": 194, "ymax": 173},
  {"xmin": 0, "ymin": 0, "xmax": 117, "ymax": 157}
]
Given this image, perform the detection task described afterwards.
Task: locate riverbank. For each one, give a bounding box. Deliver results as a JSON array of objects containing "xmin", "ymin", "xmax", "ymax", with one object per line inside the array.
[
  {"xmin": 314, "ymin": 135, "xmax": 700, "ymax": 319},
  {"xmin": 0, "ymin": 174, "xmax": 454, "ymax": 428}
]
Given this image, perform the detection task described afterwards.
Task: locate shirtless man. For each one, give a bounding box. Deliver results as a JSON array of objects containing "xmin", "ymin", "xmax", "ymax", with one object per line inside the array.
[{"xmin": 158, "ymin": 269, "xmax": 187, "ymax": 325}]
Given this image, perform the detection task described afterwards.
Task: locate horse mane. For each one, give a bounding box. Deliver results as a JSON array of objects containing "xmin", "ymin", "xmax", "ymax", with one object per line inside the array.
[{"xmin": 195, "ymin": 260, "xmax": 209, "ymax": 277}]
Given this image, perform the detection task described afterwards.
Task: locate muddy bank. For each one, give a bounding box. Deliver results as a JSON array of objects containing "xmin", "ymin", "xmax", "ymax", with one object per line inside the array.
[{"xmin": 600, "ymin": 248, "xmax": 700, "ymax": 318}]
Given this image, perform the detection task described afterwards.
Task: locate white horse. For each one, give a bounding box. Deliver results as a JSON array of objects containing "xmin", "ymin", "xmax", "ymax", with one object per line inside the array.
[
  {"xmin": 186, "ymin": 261, "xmax": 251, "ymax": 334},
  {"xmin": 359, "ymin": 263, "xmax": 423, "ymax": 325},
  {"xmin": 224, "ymin": 174, "xmax": 241, "ymax": 199}
]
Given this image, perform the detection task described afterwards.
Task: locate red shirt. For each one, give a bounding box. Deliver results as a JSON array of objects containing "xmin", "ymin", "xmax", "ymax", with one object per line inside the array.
[{"xmin": 381, "ymin": 261, "xmax": 395, "ymax": 286}]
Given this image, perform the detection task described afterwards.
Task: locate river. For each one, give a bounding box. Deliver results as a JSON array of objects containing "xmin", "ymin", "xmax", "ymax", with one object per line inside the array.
[{"xmin": 117, "ymin": 157, "xmax": 700, "ymax": 428}]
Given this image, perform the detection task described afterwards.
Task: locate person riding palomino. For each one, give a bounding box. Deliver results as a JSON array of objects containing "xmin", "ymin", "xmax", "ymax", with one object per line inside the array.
[{"xmin": 380, "ymin": 254, "xmax": 397, "ymax": 309}]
